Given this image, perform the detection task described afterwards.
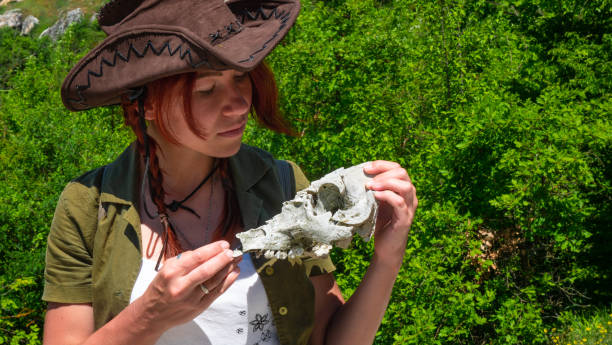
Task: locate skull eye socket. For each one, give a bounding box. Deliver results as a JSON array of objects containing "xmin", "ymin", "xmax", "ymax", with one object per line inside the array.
[{"xmin": 317, "ymin": 183, "xmax": 343, "ymax": 213}]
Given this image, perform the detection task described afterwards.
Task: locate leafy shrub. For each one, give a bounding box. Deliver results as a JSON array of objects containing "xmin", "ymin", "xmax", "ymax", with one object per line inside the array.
[
  {"xmin": 0, "ymin": 28, "xmax": 49, "ymax": 89},
  {"xmin": 246, "ymin": 0, "xmax": 612, "ymax": 343},
  {"xmin": 0, "ymin": 21, "xmax": 124, "ymax": 344},
  {"xmin": 0, "ymin": 0, "xmax": 610, "ymax": 344}
]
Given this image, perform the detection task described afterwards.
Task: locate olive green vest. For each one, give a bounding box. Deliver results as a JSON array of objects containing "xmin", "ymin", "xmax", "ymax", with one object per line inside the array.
[{"xmin": 44, "ymin": 143, "xmax": 333, "ymax": 345}]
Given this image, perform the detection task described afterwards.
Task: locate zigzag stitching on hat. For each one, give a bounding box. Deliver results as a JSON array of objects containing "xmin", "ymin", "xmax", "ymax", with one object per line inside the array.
[
  {"xmin": 240, "ymin": 6, "xmax": 286, "ymax": 24},
  {"xmin": 210, "ymin": 20, "xmax": 243, "ymax": 45},
  {"xmin": 69, "ymin": 39, "xmax": 211, "ymax": 106},
  {"xmin": 238, "ymin": 9, "xmax": 291, "ymax": 63}
]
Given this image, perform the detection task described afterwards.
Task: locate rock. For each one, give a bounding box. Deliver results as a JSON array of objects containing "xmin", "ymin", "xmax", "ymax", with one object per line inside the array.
[
  {"xmin": 20, "ymin": 14, "xmax": 38, "ymax": 35},
  {"xmin": 39, "ymin": 8, "xmax": 83, "ymax": 41},
  {"xmin": 0, "ymin": 8, "xmax": 22, "ymax": 30},
  {"xmin": 0, "ymin": 8, "xmax": 38, "ymax": 35},
  {"xmin": 0, "ymin": 0, "xmax": 23, "ymax": 7}
]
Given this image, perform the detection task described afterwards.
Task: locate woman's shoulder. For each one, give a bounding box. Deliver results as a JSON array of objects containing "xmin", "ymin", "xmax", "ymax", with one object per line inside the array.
[
  {"xmin": 58, "ymin": 169, "xmax": 102, "ymax": 209},
  {"xmin": 62, "ymin": 166, "xmax": 107, "ymax": 199},
  {"xmin": 60, "ymin": 143, "xmax": 137, "ymax": 204}
]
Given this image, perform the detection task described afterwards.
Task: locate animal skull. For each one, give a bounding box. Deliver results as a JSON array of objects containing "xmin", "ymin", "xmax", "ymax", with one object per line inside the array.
[{"xmin": 235, "ymin": 163, "xmax": 378, "ymax": 262}]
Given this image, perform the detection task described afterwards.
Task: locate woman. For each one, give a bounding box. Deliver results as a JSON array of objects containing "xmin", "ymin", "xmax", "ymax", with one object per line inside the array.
[{"xmin": 42, "ymin": 1, "xmax": 417, "ymax": 344}]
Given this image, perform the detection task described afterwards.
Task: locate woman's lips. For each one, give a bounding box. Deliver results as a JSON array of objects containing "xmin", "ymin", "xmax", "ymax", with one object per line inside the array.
[{"xmin": 218, "ymin": 122, "xmax": 246, "ymax": 137}]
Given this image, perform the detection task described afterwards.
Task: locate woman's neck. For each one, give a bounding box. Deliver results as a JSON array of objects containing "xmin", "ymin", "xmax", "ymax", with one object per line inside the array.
[{"xmin": 147, "ymin": 132, "xmax": 216, "ymax": 200}]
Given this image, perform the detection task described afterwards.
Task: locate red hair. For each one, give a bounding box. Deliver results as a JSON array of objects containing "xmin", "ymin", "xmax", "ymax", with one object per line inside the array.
[
  {"xmin": 143, "ymin": 62, "xmax": 292, "ymax": 141},
  {"xmin": 122, "ymin": 62, "xmax": 290, "ymax": 259}
]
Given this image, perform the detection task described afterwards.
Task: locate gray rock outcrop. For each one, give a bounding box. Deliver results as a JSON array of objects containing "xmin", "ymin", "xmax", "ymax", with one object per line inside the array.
[
  {"xmin": 20, "ymin": 14, "xmax": 37, "ymax": 35},
  {"xmin": 39, "ymin": 8, "xmax": 83, "ymax": 41},
  {"xmin": 0, "ymin": 8, "xmax": 38, "ymax": 35},
  {"xmin": 0, "ymin": 8, "xmax": 22, "ymax": 30}
]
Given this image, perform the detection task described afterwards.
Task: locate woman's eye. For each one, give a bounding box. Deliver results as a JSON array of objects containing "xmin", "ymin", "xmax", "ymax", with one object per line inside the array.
[{"xmin": 197, "ymin": 86, "xmax": 215, "ymax": 95}]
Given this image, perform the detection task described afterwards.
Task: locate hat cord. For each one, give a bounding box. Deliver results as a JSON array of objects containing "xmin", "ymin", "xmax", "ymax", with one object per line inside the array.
[{"xmin": 130, "ymin": 87, "xmax": 171, "ymax": 271}]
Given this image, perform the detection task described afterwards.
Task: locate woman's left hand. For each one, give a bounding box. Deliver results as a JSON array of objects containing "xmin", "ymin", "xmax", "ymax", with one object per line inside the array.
[
  {"xmin": 364, "ymin": 160, "xmax": 418, "ymax": 269},
  {"xmin": 308, "ymin": 161, "xmax": 417, "ymax": 345}
]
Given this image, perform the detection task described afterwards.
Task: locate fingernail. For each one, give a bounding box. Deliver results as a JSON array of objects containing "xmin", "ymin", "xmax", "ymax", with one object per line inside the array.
[
  {"xmin": 225, "ymin": 249, "xmax": 234, "ymax": 258},
  {"xmin": 364, "ymin": 162, "xmax": 373, "ymax": 170},
  {"xmin": 220, "ymin": 241, "xmax": 230, "ymax": 249}
]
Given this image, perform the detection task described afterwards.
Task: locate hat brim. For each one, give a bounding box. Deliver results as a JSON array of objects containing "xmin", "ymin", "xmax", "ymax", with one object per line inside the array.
[{"xmin": 61, "ymin": 0, "xmax": 299, "ymax": 111}]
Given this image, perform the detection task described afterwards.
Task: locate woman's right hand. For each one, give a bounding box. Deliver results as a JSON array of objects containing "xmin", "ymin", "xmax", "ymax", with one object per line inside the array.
[
  {"xmin": 134, "ymin": 240, "xmax": 241, "ymax": 332},
  {"xmin": 43, "ymin": 241, "xmax": 240, "ymax": 345}
]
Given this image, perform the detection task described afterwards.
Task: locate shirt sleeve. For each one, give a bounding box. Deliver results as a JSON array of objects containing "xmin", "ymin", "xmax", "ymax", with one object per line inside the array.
[
  {"xmin": 42, "ymin": 182, "xmax": 98, "ymax": 304},
  {"xmin": 286, "ymin": 160, "xmax": 336, "ymax": 277}
]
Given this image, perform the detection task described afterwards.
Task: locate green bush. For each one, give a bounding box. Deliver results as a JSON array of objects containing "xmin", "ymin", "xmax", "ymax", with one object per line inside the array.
[
  {"xmin": 0, "ymin": 21, "xmax": 124, "ymax": 344},
  {"xmin": 0, "ymin": 1, "xmax": 610, "ymax": 344},
  {"xmin": 0, "ymin": 28, "xmax": 48, "ymax": 89},
  {"xmin": 246, "ymin": 0, "xmax": 611, "ymax": 343}
]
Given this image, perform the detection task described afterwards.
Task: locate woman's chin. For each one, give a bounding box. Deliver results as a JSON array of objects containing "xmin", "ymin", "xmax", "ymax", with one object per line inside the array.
[{"xmin": 207, "ymin": 139, "xmax": 243, "ymax": 158}]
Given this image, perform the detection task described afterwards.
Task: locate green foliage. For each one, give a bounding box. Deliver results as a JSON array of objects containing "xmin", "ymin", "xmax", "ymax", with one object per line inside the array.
[
  {"xmin": 0, "ymin": 28, "xmax": 48, "ymax": 89},
  {"xmin": 244, "ymin": 0, "xmax": 612, "ymax": 343},
  {"xmin": 1, "ymin": 0, "xmax": 611, "ymax": 344},
  {"xmin": 0, "ymin": 277, "xmax": 39, "ymax": 345},
  {"xmin": 0, "ymin": 21, "xmax": 128, "ymax": 344}
]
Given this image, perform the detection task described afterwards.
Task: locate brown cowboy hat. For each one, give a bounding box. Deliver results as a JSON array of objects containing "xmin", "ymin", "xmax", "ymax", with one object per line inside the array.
[{"xmin": 61, "ymin": 0, "xmax": 300, "ymax": 111}]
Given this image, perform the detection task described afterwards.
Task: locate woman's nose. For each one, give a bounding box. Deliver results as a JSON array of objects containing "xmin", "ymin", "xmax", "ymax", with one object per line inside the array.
[{"xmin": 222, "ymin": 80, "xmax": 251, "ymax": 117}]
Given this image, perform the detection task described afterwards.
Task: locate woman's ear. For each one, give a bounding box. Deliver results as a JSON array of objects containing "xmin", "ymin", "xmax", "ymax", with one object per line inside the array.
[{"xmin": 143, "ymin": 99, "xmax": 155, "ymax": 120}]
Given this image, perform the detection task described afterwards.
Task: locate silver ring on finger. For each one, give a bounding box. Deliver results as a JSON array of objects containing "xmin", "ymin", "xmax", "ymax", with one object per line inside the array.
[{"xmin": 200, "ymin": 283, "xmax": 210, "ymax": 295}]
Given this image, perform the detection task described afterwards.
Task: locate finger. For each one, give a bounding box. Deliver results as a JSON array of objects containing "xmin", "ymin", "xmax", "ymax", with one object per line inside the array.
[
  {"xmin": 367, "ymin": 178, "xmax": 415, "ymax": 200},
  {"xmin": 196, "ymin": 265, "xmax": 241, "ymax": 307},
  {"xmin": 175, "ymin": 241, "xmax": 230, "ymax": 273},
  {"xmin": 197, "ymin": 261, "xmax": 238, "ymax": 296},
  {"xmin": 367, "ymin": 167, "xmax": 411, "ymax": 184},
  {"xmin": 198, "ymin": 255, "xmax": 241, "ymax": 292},
  {"xmin": 376, "ymin": 190, "xmax": 417, "ymax": 226},
  {"xmin": 213, "ymin": 265, "xmax": 241, "ymax": 296},
  {"xmin": 374, "ymin": 190, "xmax": 410, "ymax": 217},
  {"xmin": 380, "ymin": 167, "xmax": 410, "ymax": 181},
  {"xmin": 182, "ymin": 248, "xmax": 235, "ymax": 287},
  {"xmin": 363, "ymin": 160, "xmax": 402, "ymax": 175}
]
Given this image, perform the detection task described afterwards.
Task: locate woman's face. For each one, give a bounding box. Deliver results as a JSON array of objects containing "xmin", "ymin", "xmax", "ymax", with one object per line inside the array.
[{"xmin": 150, "ymin": 68, "xmax": 253, "ymax": 158}]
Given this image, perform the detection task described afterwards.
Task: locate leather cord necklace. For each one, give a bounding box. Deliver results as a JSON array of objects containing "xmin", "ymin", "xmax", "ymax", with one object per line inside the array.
[
  {"xmin": 143, "ymin": 161, "xmax": 218, "ymax": 220},
  {"xmin": 142, "ymin": 161, "xmax": 219, "ymax": 269}
]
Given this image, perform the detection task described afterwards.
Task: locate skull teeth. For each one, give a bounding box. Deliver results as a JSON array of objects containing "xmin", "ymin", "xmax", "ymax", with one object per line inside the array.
[{"xmin": 288, "ymin": 247, "xmax": 304, "ymax": 259}]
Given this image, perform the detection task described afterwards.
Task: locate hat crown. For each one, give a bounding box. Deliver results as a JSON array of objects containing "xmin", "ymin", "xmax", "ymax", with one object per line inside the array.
[
  {"xmin": 99, "ymin": 0, "xmax": 238, "ymax": 37},
  {"xmin": 98, "ymin": 0, "xmax": 145, "ymax": 31}
]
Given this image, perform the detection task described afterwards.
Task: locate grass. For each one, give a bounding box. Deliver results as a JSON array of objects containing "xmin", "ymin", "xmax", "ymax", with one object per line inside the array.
[{"xmin": 546, "ymin": 306, "xmax": 612, "ymax": 345}]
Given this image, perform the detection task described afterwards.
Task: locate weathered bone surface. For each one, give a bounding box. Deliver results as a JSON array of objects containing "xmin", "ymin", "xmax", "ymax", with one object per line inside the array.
[{"xmin": 236, "ymin": 163, "xmax": 378, "ymax": 261}]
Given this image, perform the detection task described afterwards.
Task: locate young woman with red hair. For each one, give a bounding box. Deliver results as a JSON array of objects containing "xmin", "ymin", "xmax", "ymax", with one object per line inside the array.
[{"xmin": 43, "ymin": 1, "xmax": 417, "ymax": 345}]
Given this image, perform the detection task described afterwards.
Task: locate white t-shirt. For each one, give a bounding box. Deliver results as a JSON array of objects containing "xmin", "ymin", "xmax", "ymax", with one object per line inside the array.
[{"xmin": 129, "ymin": 254, "xmax": 281, "ymax": 345}]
